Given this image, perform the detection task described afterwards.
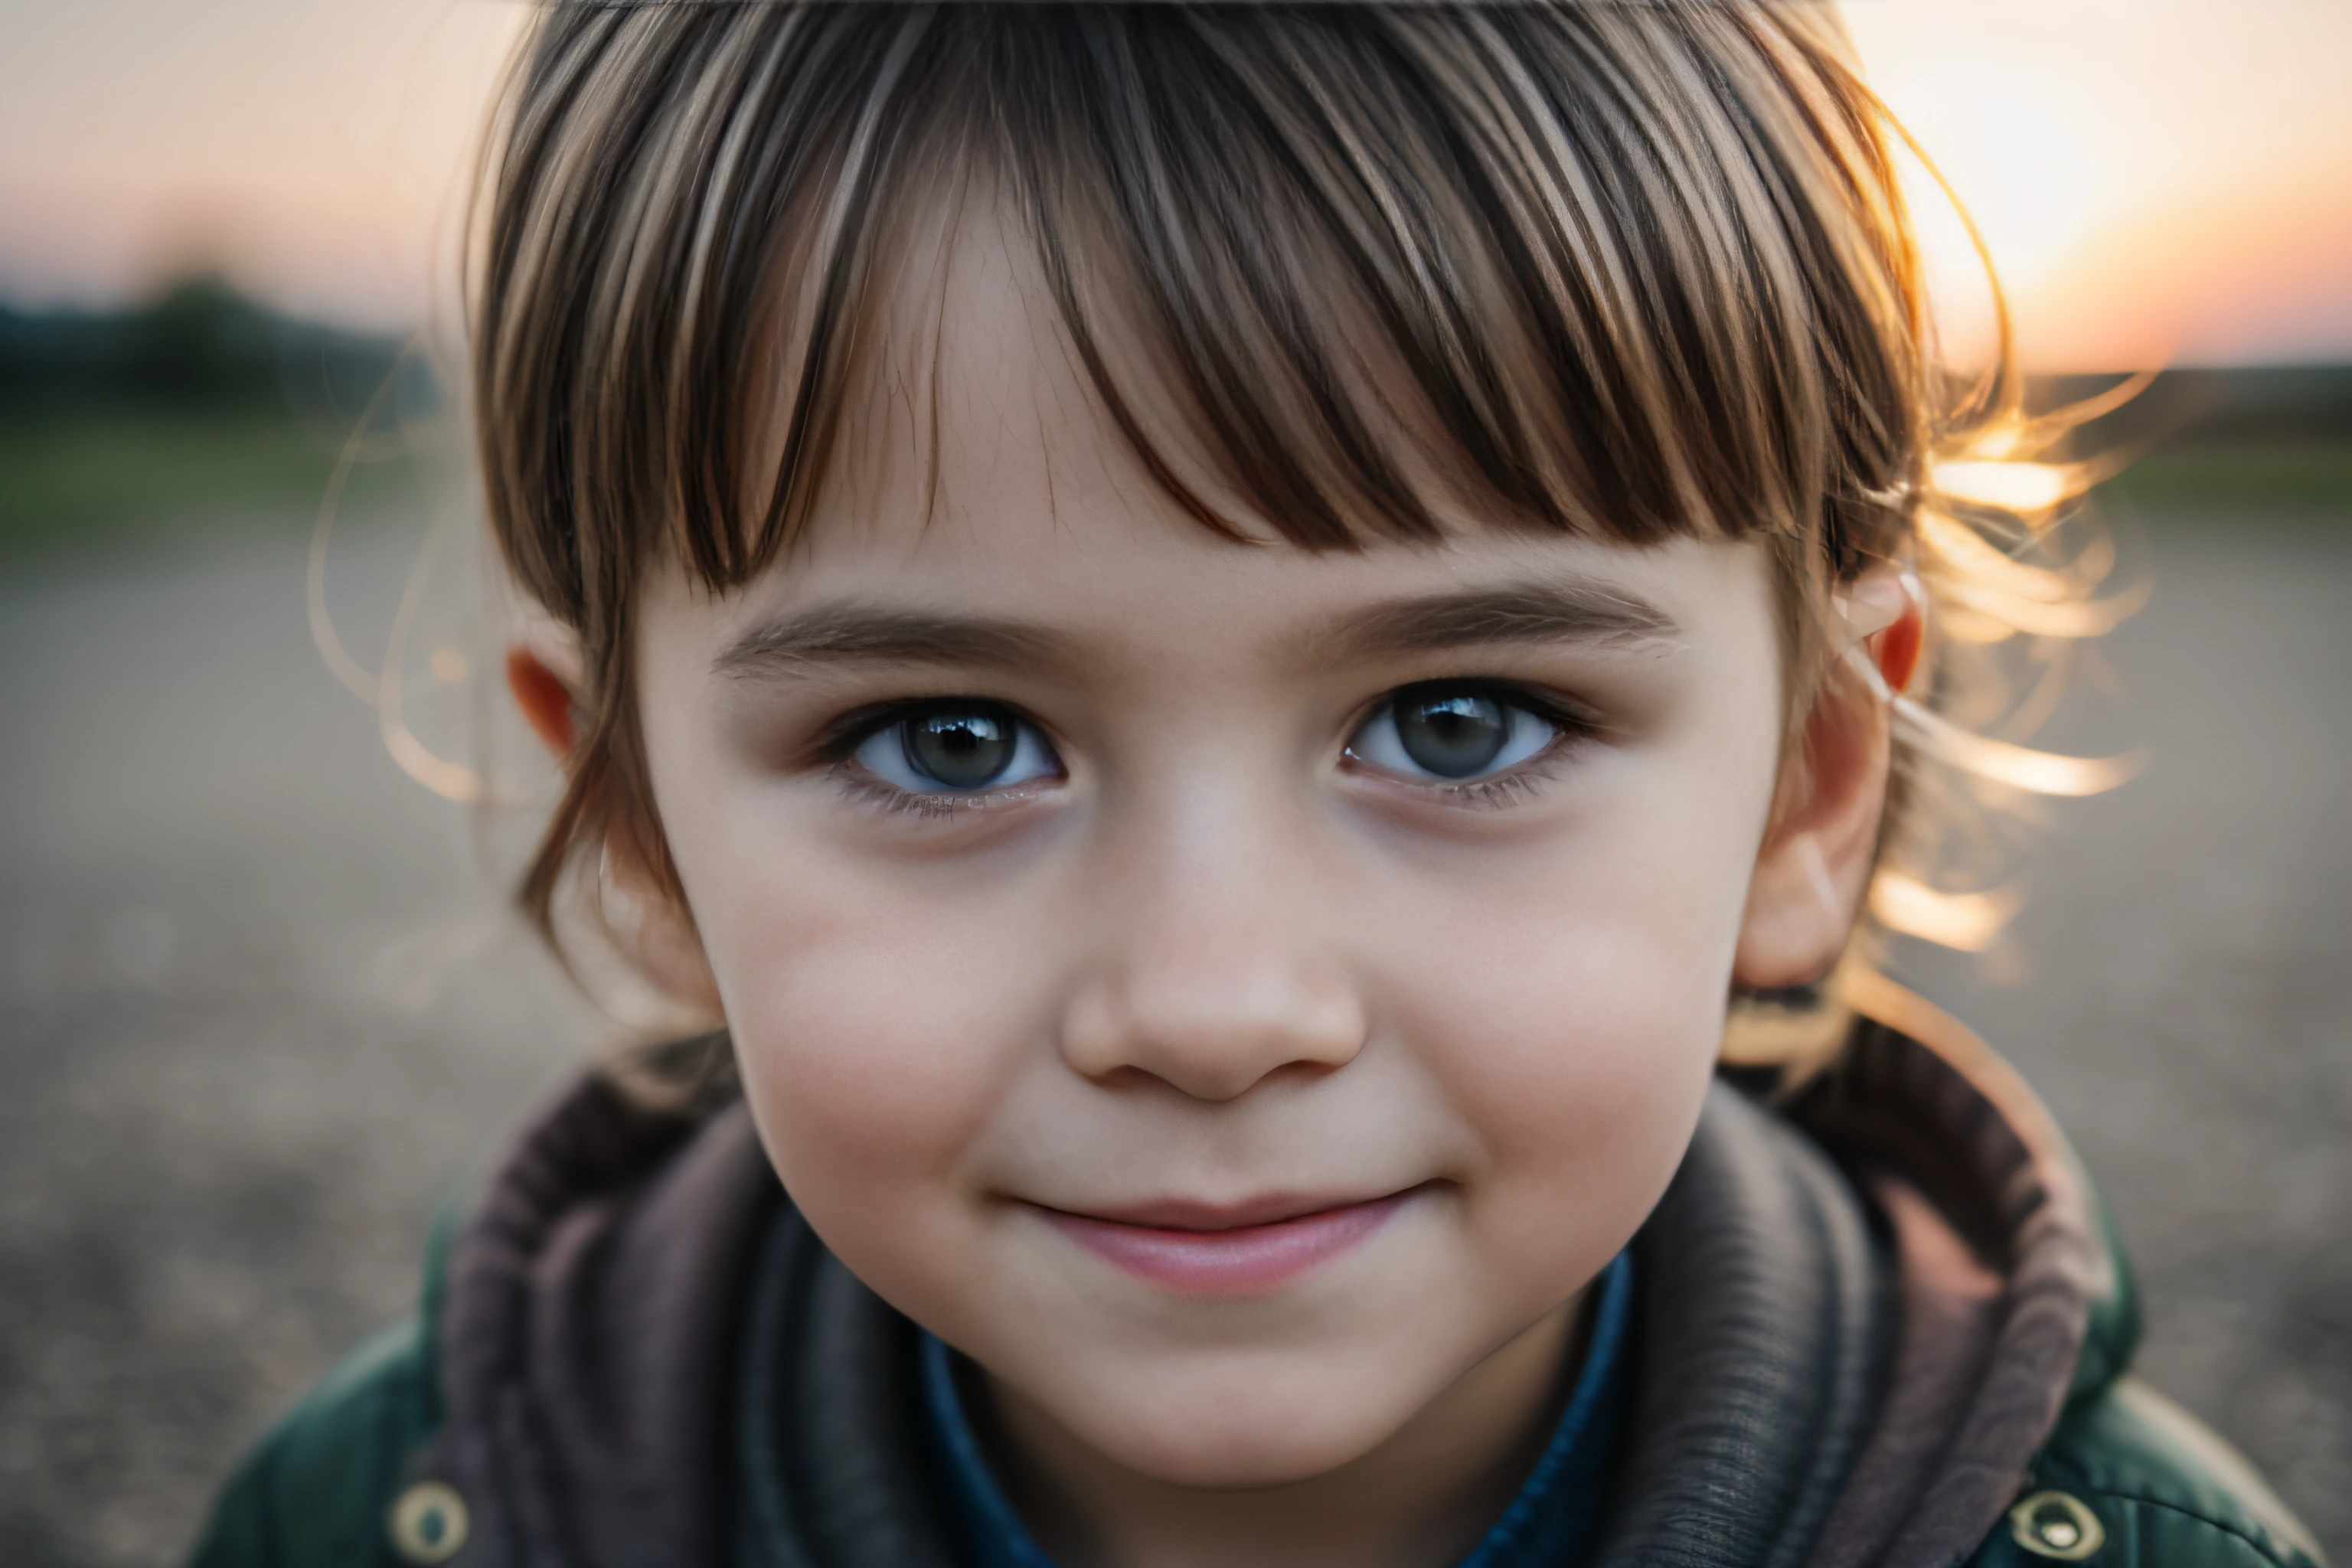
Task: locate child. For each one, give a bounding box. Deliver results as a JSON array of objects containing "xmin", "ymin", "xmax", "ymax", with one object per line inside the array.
[{"xmin": 192, "ymin": 4, "xmax": 2323, "ymax": 1567}]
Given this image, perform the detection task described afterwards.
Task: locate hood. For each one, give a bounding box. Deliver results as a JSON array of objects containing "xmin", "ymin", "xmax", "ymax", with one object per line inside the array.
[{"xmin": 411, "ymin": 989, "xmax": 2127, "ymax": 1568}]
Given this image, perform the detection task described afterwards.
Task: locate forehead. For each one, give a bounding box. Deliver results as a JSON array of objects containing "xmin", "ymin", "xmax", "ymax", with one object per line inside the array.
[{"xmin": 679, "ymin": 198, "xmax": 1773, "ymax": 670}]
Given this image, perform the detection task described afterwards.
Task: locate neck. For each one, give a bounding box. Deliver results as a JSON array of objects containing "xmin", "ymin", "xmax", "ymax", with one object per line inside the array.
[{"xmin": 971, "ymin": 1296, "xmax": 1584, "ymax": 1568}]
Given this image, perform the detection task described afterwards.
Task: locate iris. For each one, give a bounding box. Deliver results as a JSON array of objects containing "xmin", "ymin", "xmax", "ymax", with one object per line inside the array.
[
  {"xmin": 1393, "ymin": 691, "xmax": 1512, "ymax": 778},
  {"xmin": 904, "ymin": 709, "xmax": 1018, "ymax": 789}
]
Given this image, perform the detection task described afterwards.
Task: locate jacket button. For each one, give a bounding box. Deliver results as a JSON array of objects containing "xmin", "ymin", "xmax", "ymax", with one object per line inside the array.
[
  {"xmin": 2009, "ymin": 1489, "xmax": 2106, "ymax": 1560},
  {"xmin": 388, "ymin": 1480, "xmax": 471, "ymax": 1564}
]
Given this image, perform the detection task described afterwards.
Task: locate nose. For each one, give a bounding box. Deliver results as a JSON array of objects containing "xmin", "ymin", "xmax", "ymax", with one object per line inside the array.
[
  {"xmin": 1057, "ymin": 824, "xmax": 1367, "ymax": 1102},
  {"xmin": 1060, "ymin": 952, "xmax": 1367, "ymax": 1102}
]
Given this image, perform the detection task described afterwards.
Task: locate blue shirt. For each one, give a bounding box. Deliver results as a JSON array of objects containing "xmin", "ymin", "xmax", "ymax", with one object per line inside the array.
[{"xmin": 920, "ymin": 1250, "xmax": 1635, "ymax": 1568}]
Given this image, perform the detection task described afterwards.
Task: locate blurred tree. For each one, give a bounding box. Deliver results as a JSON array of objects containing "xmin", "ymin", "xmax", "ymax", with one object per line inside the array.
[
  {"xmin": 110, "ymin": 275, "xmax": 282, "ymax": 407},
  {"xmin": 0, "ymin": 277, "xmax": 427, "ymax": 550},
  {"xmin": 0, "ymin": 274, "xmax": 410, "ymax": 419}
]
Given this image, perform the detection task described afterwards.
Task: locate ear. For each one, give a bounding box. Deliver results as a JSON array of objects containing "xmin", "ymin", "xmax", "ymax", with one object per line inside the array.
[
  {"xmin": 507, "ymin": 629, "xmax": 726, "ymax": 1020},
  {"xmin": 1733, "ymin": 570, "xmax": 1918, "ymax": 989},
  {"xmin": 506, "ymin": 639, "xmax": 581, "ymax": 759}
]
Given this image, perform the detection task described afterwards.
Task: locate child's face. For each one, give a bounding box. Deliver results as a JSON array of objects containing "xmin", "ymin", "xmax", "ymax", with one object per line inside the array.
[{"xmin": 626, "ymin": 211, "xmax": 1860, "ymax": 1491}]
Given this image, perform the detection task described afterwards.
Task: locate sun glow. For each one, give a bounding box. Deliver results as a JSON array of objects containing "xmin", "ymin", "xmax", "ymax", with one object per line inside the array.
[
  {"xmin": 1845, "ymin": 0, "xmax": 2352, "ymax": 369},
  {"xmin": 0, "ymin": 2, "xmax": 2345, "ymax": 368},
  {"xmin": 1881, "ymin": 58, "xmax": 2114, "ymax": 299}
]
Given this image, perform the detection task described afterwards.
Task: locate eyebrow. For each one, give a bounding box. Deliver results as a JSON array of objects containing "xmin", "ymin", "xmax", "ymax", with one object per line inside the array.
[
  {"xmin": 714, "ymin": 605, "xmax": 1079, "ymax": 679},
  {"xmin": 1312, "ymin": 580, "xmax": 1680, "ymax": 661},
  {"xmin": 713, "ymin": 577, "xmax": 1677, "ymax": 682}
]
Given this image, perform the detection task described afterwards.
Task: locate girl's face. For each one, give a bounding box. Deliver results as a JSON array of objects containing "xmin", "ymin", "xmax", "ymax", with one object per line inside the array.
[{"xmin": 628, "ymin": 211, "xmax": 1866, "ymax": 1496}]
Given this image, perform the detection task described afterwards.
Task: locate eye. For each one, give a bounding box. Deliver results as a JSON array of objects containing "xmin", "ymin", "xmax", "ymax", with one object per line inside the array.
[
  {"xmin": 1347, "ymin": 684, "xmax": 1560, "ymax": 782},
  {"xmin": 851, "ymin": 702, "xmax": 1060, "ymax": 795}
]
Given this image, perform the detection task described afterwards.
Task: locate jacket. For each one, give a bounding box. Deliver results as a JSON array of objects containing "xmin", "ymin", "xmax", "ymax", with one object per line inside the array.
[{"xmin": 187, "ymin": 991, "xmax": 2326, "ymax": 1568}]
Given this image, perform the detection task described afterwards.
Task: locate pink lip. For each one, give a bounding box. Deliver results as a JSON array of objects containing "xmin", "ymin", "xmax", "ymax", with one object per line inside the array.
[{"xmin": 1041, "ymin": 1191, "xmax": 1412, "ymax": 1298}]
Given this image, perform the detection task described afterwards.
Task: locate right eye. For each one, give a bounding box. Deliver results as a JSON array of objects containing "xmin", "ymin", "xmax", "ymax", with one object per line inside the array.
[
  {"xmin": 851, "ymin": 703, "xmax": 1061, "ymax": 795},
  {"xmin": 1346, "ymin": 683, "xmax": 1560, "ymax": 782}
]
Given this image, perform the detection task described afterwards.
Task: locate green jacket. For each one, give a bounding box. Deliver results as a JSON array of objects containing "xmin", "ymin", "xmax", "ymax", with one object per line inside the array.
[{"xmin": 188, "ymin": 1021, "xmax": 2328, "ymax": 1568}]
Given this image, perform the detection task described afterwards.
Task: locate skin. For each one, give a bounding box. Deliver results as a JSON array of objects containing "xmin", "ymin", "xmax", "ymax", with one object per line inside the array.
[{"xmin": 514, "ymin": 206, "xmax": 1902, "ymax": 1568}]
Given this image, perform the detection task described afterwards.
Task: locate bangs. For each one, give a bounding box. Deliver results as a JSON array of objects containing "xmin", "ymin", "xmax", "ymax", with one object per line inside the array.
[
  {"xmin": 476, "ymin": 2, "xmax": 2128, "ymax": 1042},
  {"xmin": 475, "ymin": 1, "xmax": 1927, "ymax": 629}
]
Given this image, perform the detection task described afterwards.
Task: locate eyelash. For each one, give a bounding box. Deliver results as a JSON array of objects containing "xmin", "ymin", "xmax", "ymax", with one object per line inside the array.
[
  {"xmin": 833, "ymin": 773, "xmax": 995, "ymax": 819},
  {"xmin": 1410, "ymin": 756, "xmax": 1565, "ymax": 810}
]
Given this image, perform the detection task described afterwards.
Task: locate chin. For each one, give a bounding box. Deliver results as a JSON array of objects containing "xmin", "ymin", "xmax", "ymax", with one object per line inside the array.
[
  {"xmin": 1047, "ymin": 1362, "xmax": 1419, "ymax": 1489},
  {"xmin": 1092, "ymin": 1425, "xmax": 1380, "ymax": 1491}
]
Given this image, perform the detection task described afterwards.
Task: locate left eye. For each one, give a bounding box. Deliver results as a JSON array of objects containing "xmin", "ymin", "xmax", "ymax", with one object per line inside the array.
[
  {"xmin": 852, "ymin": 703, "xmax": 1061, "ymax": 794},
  {"xmin": 1347, "ymin": 684, "xmax": 1559, "ymax": 782}
]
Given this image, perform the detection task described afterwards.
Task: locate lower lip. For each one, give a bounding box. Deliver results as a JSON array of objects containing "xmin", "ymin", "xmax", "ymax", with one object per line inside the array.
[{"xmin": 1044, "ymin": 1193, "xmax": 1410, "ymax": 1298}]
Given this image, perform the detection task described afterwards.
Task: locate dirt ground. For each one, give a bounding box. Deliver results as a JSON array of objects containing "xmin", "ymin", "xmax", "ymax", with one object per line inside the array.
[{"xmin": 1, "ymin": 509, "xmax": 2345, "ymax": 1566}]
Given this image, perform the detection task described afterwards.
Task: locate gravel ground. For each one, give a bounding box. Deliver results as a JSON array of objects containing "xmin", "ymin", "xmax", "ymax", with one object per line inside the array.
[{"xmin": 0, "ymin": 508, "xmax": 2345, "ymax": 1566}]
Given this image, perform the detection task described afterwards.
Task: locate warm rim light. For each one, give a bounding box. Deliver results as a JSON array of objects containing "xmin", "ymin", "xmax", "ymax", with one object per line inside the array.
[{"xmin": 1932, "ymin": 461, "xmax": 2073, "ymax": 514}]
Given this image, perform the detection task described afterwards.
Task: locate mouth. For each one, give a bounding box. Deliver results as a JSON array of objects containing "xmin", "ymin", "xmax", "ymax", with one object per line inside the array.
[{"xmin": 1036, "ymin": 1188, "xmax": 1418, "ymax": 1298}]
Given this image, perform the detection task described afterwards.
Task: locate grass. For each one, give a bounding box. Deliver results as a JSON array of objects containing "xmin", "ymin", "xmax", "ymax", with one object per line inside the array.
[
  {"xmin": 0, "ymin": 409, "xmax": 430, "ymax": 562},
  {"xmin": 2097, "ymin": 443, "xmax": 2352, "ymax": 515}
]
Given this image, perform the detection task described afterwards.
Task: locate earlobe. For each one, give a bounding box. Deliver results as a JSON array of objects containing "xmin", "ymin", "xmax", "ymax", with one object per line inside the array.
[
  {"xmin": 599, "ymin": 829, "xmax": 728, "ymax": 1021},
  {"xmin": 1735, "ymin": 826, "xmax": 1870, "ymax": 991}
]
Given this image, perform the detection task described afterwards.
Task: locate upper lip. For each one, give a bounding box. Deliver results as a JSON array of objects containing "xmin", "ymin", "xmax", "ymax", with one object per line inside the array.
[{"xmin": 1040, "ymin": 1187, "xmax": 1415, "ymax": 1233}]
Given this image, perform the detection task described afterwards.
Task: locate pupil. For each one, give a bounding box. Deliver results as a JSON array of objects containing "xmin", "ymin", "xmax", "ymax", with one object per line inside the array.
[
  {"xmin": 1395, "ymin": 691, "xmax": 1509, "ymax": 778},
  {"xmin": 903, "ymin": 708, "xmax": 1016, "ymax": 789}
]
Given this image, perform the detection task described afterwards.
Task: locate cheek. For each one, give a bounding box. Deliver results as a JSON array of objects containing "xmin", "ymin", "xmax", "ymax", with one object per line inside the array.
[
  {"xmin": 1380, "ymin": 879, "xmax": 1721, "ymax": 1246},
  {"xmin": 1371, "ymin": 737, "xmax": 1777, "ymax": 1259},
  {"xmin": 683, "ymin": 825, "xmax": 1061, "ymax": 1266}
]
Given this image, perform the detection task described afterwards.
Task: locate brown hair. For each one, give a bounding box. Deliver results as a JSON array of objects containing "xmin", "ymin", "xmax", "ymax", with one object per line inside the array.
[{"xmin": 468, "ymin": 1, "xmax": 2125, "ymax": 1040}]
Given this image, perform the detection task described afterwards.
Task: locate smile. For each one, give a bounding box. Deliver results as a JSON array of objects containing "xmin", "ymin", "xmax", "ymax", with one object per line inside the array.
[{"xmin": 1039, "ymin": 1190, "xmax": 1415, "ymax": 1298}]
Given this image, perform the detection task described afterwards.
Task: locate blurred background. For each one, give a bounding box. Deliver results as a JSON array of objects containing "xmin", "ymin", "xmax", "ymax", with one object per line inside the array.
[{"xmin": 1, "ymin": 2, "xmax": 2347, "ymax": 1564}]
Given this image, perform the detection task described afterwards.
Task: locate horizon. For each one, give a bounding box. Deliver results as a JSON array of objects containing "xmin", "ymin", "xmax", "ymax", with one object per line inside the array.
[{"xmin": 2, "ymin": 0, "xmax": 2347, "ymax": 371}]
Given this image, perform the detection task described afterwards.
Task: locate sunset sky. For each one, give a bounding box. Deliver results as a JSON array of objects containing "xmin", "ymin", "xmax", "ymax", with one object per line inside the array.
[{"xmin": 1, "ymin": 0, "xmax": 2346, "ymax": 369}]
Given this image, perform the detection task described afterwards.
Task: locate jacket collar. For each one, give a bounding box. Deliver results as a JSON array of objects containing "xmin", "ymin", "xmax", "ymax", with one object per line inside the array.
[{"xmin": 416, "ymin": 999, "xmax": 2118, "ymax": 1568}]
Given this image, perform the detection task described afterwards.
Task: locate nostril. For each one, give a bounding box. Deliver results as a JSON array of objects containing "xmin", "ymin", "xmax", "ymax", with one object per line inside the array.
[{"xmin": 1054, "ymin": 966, "xmax": 1367, "ymax": 1100}]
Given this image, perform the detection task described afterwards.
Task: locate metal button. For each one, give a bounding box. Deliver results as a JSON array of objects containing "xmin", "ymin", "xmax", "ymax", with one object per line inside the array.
[
  {"xmin": 388, "ymin": 1480, "xmax": 471, "ymax": 1565},
  {"xmin": 2009, "ymin": 1489, "xmax": 2106, "ymax": 1561}
]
